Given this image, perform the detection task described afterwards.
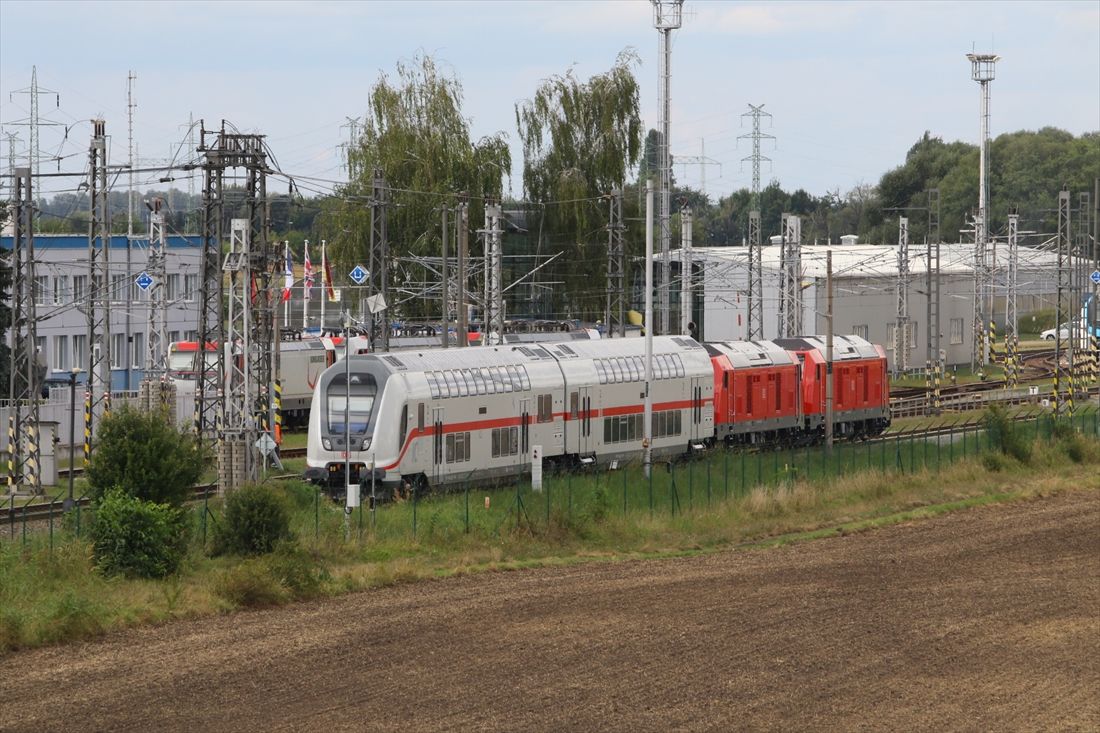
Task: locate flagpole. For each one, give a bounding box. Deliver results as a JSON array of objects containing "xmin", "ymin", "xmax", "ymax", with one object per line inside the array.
[
  {"xmin": 302, "ymin": 239, "xmax": 309, "ymax": 332},
  {"xmin": 284, "ymin": 240, "xmax": 290, "ymax": 325},
  {"xmin": 320, "ymin": 239, "xmax": 327, "ymax": 333}
]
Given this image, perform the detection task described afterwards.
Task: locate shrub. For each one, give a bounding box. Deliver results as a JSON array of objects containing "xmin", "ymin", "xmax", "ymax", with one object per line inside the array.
[
  {"xmin": 39, "ymin": 591, "xmax": 104, "ymax": 644},
  {"xmin": 87, "ymin": 406, "xmax": 205, "ymax": 506},
  {"xmin": 982, "ymin": 406, "xmax": 1031, "ymax": 464},
  {"xmin": 92, "ymin": 489, "xmax": 189, "ymax": 578},
  {"xmin": 212, "ymin": 547, "xmax": 327, "ymax": 609},
  {"xmin": 212, "ymin": 484, "xmax": 293, "ymax": 556},
  {"xmin": 213, "ymin": 560, "xmax": 287, "ymax": 608}
]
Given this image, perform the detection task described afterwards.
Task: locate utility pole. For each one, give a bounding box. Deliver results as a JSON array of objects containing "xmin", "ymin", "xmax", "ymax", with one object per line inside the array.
[
  {"xmin": 441, "ymin": 205, "xmax": 449, "ymax": 349},
  {"xmin": 339, "ymin": 117, "xmax": 360, "ymax": 179},
  {"xmin": 605, "ymin": 189, "xmax": 626, "ymax": 337},
  {"xmin": 6, "ymin": 167, "xmax": 41, "ymax": 494},
  {"xmin": 1054, "ymin": 190, "xmax": 1071, "ymax": 417},
  {"xmin": 672, "ymin": 138, "xmax": 721, "ymax": 198},
  {"xmin": 747, "ymin": 210, "xmax": 763, "ymax": 340},
  {"xmin": 125, "ymin": 71, "xmax": 136, "ymax": 391},
  {"xmin": 739, "ymin": 104, "xmax": 774, "ymax": 211},
  {"xmin": 825, "ymin": 250, "xmax": 834, "ymax": 456},
  {"xmin": 926, "ymin": 188, "xmax": 942, "ymax": 412},
  {"xmin": 195, "ymin": 123, "xmax": 225, "ymax": 442},
  {"xmin": 968, "ymin": 53, "xmax": 1000, "ymax": 372},
  {"xmin": 146, "ymin": 198, "xmax": 168, "ymax": 376},
  {"xmin": 368, "ymin": 169, "xmax": 390, "ymax": 352},
  {"xmin": 457, "ymin": 199, "xmax": 469, "ymax": 346},
  {"xmin": 1073, "ymin": 192, "xmax": 1091, "ymax": 402},
  {"xmin": 485, "ymin": 200, "xmax": 504, "ymax": 343},
  {"xmin": 85, "ymin": 120, "xmax": 112, "ymax": 466},
  {"xmin": 894, "ymin": 217, "xmax": 910, "ymax": 376},
  {"xmin": 644, "ymin": 179, "xmax": 655, "ymax": 479},
  {"xmin": 653, "ymin": 0, "xmax": 683, "ymax": 335},
  {"xmin": 5, "ymin": 67, "xmax": 63, "ymax": 195},
  {"xmin": 680, "ymin": 205, "xmax": 693, "ymax": 336},
  {"xmin": 1005, "ymin": 211, "xmax": 1019, "ymax": 387},
  {"xmin": 779, "ymin": 214, "xmax": 802, "ymax": 338}
]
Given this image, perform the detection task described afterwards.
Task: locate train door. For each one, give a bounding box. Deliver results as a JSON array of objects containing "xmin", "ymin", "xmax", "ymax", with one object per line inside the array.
[
  {"xmin": 431, "ymin": 406, "xmax": 444, "ymax": 485},
  {"xmin": 519, "ymin": 397, "xmax": 530, "ymax": 466},
  {"xmin": 578, "ymin": 386, "xmax": 592, "ymax": 455},
  {"xmin": 690, "ymin": 376, "xmax": 705, "ymax": 443}
]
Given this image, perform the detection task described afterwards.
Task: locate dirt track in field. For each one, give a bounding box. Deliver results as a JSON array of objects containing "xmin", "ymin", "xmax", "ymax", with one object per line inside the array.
[{"xmin": 3, "ymin": 490, "xmax": 1098, "ymax": 732}]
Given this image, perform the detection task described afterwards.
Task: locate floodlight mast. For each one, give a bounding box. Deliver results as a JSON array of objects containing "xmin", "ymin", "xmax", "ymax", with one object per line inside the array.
[
  {"xmin": 653, "ymin": 0, "xmax": 683, "ymax": 335},
  {"xmin": 968, "ymin": 52, "xmax": 1000, "ymax": 370}
]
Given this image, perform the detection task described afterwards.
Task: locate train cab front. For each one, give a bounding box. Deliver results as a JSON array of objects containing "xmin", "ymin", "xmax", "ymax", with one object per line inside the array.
[{"xmin": 305, "ymin": 356, "xmax": 390, "ymax": 492}]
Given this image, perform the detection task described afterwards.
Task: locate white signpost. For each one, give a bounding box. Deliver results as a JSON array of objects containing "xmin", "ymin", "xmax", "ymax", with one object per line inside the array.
[{"xmin": 531, "ymin": 444, "xmax": 543, "ymax": 492}]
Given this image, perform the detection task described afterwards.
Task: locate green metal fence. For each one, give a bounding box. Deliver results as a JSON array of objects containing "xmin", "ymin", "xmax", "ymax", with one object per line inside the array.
[{"xmin": 3, "ymin": 406, "xmax": 1099, "ymax": 554}]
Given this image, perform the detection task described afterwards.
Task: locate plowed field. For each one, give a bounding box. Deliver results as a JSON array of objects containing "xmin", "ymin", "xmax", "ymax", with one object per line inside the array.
[{"xmin": 3, "ymin": 490, "xmax": 1098, "ymax": 732}]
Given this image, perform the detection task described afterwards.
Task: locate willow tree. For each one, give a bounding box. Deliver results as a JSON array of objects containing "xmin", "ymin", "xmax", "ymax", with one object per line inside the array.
[
  {"xmin": 515, "ymin": 50, "xmax": 642, "ymax": 320},
  {"xmin": 323, "ymin": 54, "xmax": 510, "ymax": 319}
]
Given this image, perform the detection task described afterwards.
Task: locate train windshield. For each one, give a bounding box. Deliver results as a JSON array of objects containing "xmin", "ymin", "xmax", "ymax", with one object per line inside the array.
[
  {"xmin": 167, "ymin": 351, "xmax": 195, "ymax": 373},
  {"xmin": 325, "ymin": 373, "xmax": 377, "ymax": 434}
]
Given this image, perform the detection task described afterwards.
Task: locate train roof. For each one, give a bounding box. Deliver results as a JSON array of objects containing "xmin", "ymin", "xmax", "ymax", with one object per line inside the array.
[
  {"xmin": 708, "ymin": 340, "xmax": 797, "ymax": 368},
  {"xmin": 773, "ymin": 335, "xmax": 881, "ymax": 360},
  {"xmin": 346, "ymin": 335, "xmax": 705, "ymax": 376}
]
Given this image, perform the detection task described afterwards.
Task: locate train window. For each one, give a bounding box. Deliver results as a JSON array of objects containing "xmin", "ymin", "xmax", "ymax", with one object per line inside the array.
[
  {"xmin": 426, "ymin": 372, "xmax": 440, "ymax": 399},
  {"xmin": 632, "ymin": 356, "xmax": 644, "ymax": 380},
  {"xmin": 479, "ymin": 368, "xmax": 495, "ymax": 394},
  {"xmin": 505, "ymin": 365, "xmax": 521, "ymax": 391},
  {"xmin": 519, "ymin": 366, "xmax": 531, "ymax": 391},
  {"xmin": 491, "ymin": 429, "xmax": 500, "ymax": 457},
  {"xmin": 654, "ymin": 355, "xmax": 666, "ymax": 380},
  {"xmin": 608, "ymin": 358, "xmax": 622, "ymax": 382},
  {"xmin": 470, "ymin": 369, "xmax": 486, "ymax": 395},
  {"xmin": 442, "ymin": 371, "xmax": 458, "ymax": 398},
  {"xmin": 446, "ymin": 432, "xmax": 471, "ymax": 463},
  {"xmin": 509, "ymin": 426, "xmax": 519, "ymax": 455},
  {"xmin": 673, "ymin": 355, "xmax": 685, "ymax": 378},
  {"xmin": 595, "ymin": 360, "xmax": 608, "ymax": 384},
  {"xmin": 570, "ymin": 392, "xmax": 579, "ymax": 418},
  {"xmin": 674, "ymin": 410, "xmax": 681, "ymax": 435},
  {"xmin": 446, "ymin": 434, "xmax": 455, "ymax": 463},
  {"xmin": 325, "ymin": 374, "xmax": 377, "ymax": 434},
  {"xmin": 398, "ymin": 405, "xmax": 408, "ymax": 447},
  {"xmin": 460, "ymin": 369, "xmax": 477, "ymax": 395},
  {"xmin": 537, "ymin": 394, "xmax": 553, "ymax": 423},
  {"xmin": 417, "ymin": 403, "xmax": 425, "ymax": 431}
]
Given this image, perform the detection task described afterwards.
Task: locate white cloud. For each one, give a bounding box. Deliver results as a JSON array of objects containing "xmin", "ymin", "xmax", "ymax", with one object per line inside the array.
[{"xmin": 693, "ymin": 1, "xmax": 861, "ymax": 35}]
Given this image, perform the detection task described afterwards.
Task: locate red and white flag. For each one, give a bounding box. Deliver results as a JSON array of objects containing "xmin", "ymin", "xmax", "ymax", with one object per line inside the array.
[{"xmin": 322, "ymin": 240, "xmax": 336, "ymax": 302}]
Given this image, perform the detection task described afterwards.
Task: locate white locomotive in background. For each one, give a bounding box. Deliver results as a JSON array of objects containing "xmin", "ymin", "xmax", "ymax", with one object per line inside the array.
[{"xmin": 304, "ymin": 336, "xmax": 714, "ymax": 496}]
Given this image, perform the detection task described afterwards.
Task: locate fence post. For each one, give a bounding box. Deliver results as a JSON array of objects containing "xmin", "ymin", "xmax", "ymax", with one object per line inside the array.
[
  {"xmin": 48, "ymin": 498, "xmax": 55, "ymax": 554},
  {"xmin": 622, "ymin": 463, "xmax": 628, "ymax": 515},
  {"xmin": 706, "ymin": 459, "xmax": 712, "ymax": 507},
  {"xmin": 465, "ymin": 478, "xmax": 470, "ymax": 534},
  {"xmin": 314, "ymin": 487, "xmax": 319, "ymax": 543},
  {"xmin": 412, "ymin": 484, "xmax": 418, "ymax": 537},
  {"xmin": 723, "ymin": 447, "xmax": 729, "ymax": 498},
  {"xmin": 648, "ymin": 464, "xmax": 654, "ymax": 517},
  {"xmin": 202, "ymin": 489, "xmax": 209, "ymax": 546}
]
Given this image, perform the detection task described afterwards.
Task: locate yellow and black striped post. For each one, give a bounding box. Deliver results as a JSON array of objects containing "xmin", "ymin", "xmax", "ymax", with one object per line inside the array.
[
  {"xmin": 83, "ymin": 391, "xmax": 93, "ymax": 466},
  {"xmin": 273, "ymin": 379, "xmax": 283, "ymax": 445},
  {"xmin": 989, "ymin": 319, "xmax": 998, "ymax": 369},
  {"xmin": 1091, "ymin": 334, "xmax": 1099, "ymax": 386},
  {"xmin": 25, "ymin": 423, "xmax": 38, "ymax": 490},
  {"xmin": 7, "ymin": 415, "xmax": 16, "ymax": 491}
]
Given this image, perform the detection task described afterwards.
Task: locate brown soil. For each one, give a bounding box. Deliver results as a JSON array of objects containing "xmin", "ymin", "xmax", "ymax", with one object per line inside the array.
[{"xmin": 3, "ymin": 490, "xmax": 1098, "ymax": 732}]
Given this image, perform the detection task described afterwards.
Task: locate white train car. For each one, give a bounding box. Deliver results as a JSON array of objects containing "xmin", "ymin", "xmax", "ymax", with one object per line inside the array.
[{"xmin": 304, "ymin": 336, "xmax": 713, "ymax": 495}]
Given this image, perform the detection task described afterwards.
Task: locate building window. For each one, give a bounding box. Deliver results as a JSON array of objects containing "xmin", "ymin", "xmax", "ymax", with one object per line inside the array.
[
  {"xmin": 35, "ymin": 276, "xmax": 49, "ymax": 303},
  {"xmin": 35, "ymin": 336, "xmax": 46, "ymax": 364},
  {"xmin": 53, "ymin": 276, "xmax": 70, "ymax": 305},
  {"xmin": 52, "ymin": 334, "xmax": 68, "ymax": 372},
  {"xmin": 132, "ymin": 332, "xmax": 144, "ymax": 368},
  {"xmin": 950, "ymin": 318, "xmax": 964, "ymax": 345},
  {"xmin": 185, "ymin": 330, "xmax": 197, "ymax": 342},
  {"xmin": 110, "ymin": 274, "xmax": 126, "ymax": 303},
  {"xmin": 491, "ymin": 427, "xmax": 519, "ymax": 458},
  {"xmin": 168, "ymin": 331, "xmax": 180, "ymax": 344},
  {"xmin": 111, "ymin": 333, "xmax": 127, "ymax": 369},
  {"xmin": 853, "ymin": 324, "xmax": 868, "ymax": 340},
  {"xmin": 184, "ymin": 274, "xmax": 198, "ymax": 302},
  {"xmin": 167, "ymin": 274, "xmax": 180, "ymax": 301},
  {"xmin": 910, "ymin": 321, "xmax": 918, "ymax": 350},
  {"xmin": 72, "ymin": 334, "xmax": 87, "ymax": 371},
  {"xmin": 72, "ymin": 275, "xmax": 88, "ymax": 305}
]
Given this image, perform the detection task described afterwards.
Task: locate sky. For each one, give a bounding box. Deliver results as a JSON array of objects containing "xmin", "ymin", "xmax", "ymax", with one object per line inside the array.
[{"xmin": 1, "ymin": 0, "xmax": 1098, "ymax": 205}]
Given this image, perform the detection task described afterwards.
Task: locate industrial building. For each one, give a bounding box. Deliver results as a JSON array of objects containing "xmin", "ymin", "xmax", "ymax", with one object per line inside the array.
[
  {"xmin": 674, "ymin": 241, "xmax": 1067, "ymax": 369},
  {"xmin": 1, "ymin": 233, "xmax": 201, "ymax": 390}
]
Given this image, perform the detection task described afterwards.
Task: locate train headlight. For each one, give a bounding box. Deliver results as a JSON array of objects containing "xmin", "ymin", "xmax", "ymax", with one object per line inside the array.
[
  {"xmin": 322, "ymin": 437, "xmax": 332, "ymax": 450},
  {"xmin": 362, "ymin": 438, "xmax": 371, "ymax": 449}
]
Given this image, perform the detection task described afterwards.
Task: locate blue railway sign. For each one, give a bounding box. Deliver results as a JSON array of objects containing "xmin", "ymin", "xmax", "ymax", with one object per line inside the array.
[
  {"xmin": 135, "ymin": 271, "xmax": 154, "ymax": 291},
  {"xmin": 349, "ymin": 265, "xmax": 368, "ymax": 285},
  {"xmin": 1091, "ymin": 270, "xmax": 1100, "ymax": 285}
]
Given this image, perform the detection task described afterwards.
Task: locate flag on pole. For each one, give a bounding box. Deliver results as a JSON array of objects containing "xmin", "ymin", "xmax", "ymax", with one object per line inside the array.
[
  {"xmin": 282, "ymin": 244, "xmax": 294, "ymax": 302},
  {"xmin": 303, "ymin": 241, "xmax": 314, "ymax": 301},
  {"xmin": 322, "ymin": 240, "xmax": 336, "ymax": 302}
]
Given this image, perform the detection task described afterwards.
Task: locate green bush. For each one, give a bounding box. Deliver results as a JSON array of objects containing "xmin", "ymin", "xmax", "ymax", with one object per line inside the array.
[
  {"xmin": 212, "ymin": 547, "xmax": 327, "ymax": 609},
  {"xmin": 87, "ymin": 406, "xmax": 206, "ymax": 506},
  {"xmin": 212, "ymin": 484, "xmax": 293, "ymax": 556},
  {"xmin": 38, "ymin": 591, "xmax": 104, "ymax": 644},
  {"xmin": 983, "ymin": 406, "xmax": 1031, "ymax": 464},
  {"xmin": 92, "ymin": 489, "xmax": 189, "ymax": 578},
  {"xmin": 213, "ymin": 560, "xmax": 287, "ymax": 608}
]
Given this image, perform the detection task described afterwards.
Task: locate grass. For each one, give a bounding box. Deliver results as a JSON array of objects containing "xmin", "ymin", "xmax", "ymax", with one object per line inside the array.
[{"xmin": 2, "ymin": 409, "xmax": 1098, "ymax": 655}]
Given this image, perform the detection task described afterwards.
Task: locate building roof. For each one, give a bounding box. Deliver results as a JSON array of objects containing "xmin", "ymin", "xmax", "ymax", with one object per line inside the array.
[
  {"xmin": 1, "ymin": 233, "xmax": 202, "ymax": 250},
  {"xmin": 685, "ymin": 242, "xmax": 1073, "ymax": 279}
]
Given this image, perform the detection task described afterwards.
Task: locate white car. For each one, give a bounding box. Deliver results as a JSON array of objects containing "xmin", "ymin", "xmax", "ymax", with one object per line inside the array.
[{"xmin": 1041, "ymin": 324, "xmax": 1069, "ymax": 340}]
